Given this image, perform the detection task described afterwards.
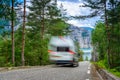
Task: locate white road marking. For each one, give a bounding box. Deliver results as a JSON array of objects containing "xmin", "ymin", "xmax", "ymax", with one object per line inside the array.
[
  {"xmin": 88, "ymin": 66, "xmax": 90, "ymax": 70},
  {"xmin": 87, "ymin": 70, "xmax": 90, "ymax": 74},
  {"xmin": 86, "ymin": 79, "xmax": 89, "ymax": 80}
]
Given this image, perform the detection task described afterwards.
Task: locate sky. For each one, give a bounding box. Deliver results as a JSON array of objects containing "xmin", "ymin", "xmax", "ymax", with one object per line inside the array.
[
  {"xmin": 24, "ymin": 0, "xmax": 100, "ymax": 28},
  {"xmin": 57, "ymin": 0, "xmax": 100, "ymax": 28}
]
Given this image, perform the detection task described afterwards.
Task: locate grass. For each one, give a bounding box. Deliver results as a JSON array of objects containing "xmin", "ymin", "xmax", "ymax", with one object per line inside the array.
[
  {"xmin": 108, "ymin": 69, "xmax": 120, "ymax": 77},
  {"xmin": 92, "ymin": 60, "xmax": 120, "ymax": 78}
]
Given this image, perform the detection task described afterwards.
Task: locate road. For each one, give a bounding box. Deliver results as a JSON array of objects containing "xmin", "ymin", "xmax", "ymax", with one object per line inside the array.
[{"xmin": 0, "ymin": 61, "xmax": 99, "ymax": 80}]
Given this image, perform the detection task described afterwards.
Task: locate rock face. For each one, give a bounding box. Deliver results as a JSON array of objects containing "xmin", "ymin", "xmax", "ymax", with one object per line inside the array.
[
  {"xmin": 69, "ymin": 25, "xmax": 93, "ymax": 60},
  {"xmin": 69, "ymin": 25, "xmax": 93, "ymax": 48}
]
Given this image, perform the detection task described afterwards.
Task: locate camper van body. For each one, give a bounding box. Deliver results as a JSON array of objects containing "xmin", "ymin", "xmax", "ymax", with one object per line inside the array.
[{"xmin": 48, "ymin": 36, "xmax": 79, "ymax": 67}]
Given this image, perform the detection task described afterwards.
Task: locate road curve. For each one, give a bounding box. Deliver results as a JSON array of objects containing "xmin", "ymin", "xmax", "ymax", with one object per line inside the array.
[{"xmin": 0, "ymin": 61, "xmax": 93, "ymax": 80}]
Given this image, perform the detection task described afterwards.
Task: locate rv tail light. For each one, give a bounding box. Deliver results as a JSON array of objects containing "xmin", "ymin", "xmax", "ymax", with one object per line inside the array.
[
  {"xmin": 48, "ymin": 50, "xmax": 57, "ymax": 54},
  {"xmin": 69, "ymin": 50, "xmax": 75, "ymax": 54},
  {"xmin": 70, "ymin": 60, "xmax": 73, "ymax": 62},
  {"xmin": 48, "ymin": 50, "xmax": 53, "ymax": 53}
]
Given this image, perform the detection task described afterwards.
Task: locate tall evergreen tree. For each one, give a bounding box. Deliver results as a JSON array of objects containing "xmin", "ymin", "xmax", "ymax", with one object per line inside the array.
[
  {"xmin": 27, "ymin": 0, "xmax": 69, "ymax": 65},
  {"xmin": 106, "ymin": 0, "xmax": 120, "ymax": 68},
  {"xmin": 27, "ymin": 0, "xmax": 51, "ymax": 38},
  {"xmin": 0, "ymin": 0, "xmax": 20, "ymax": 66},
  {"xmin": 78, "ymin": 0, "xmax": 111, "ymax": 67},
  {"xmin": 21, "ymin": 0, "xmax": 26, "ymax": 66},
  {"xmin": 11, "ymin": 0, "xmax": 15, "ymax": 65},
  {"xmin": 85, "ymin": 0, "xmax": 120, "ymax": 69}
]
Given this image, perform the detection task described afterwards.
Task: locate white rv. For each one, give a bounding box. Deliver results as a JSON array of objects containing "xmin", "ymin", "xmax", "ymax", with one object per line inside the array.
[{"xmin": 48, "ymin": 36, "xmax": 79, "ymax": 67}]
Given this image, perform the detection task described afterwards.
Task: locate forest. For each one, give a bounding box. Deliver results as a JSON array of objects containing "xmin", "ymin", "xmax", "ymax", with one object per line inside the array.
[
  {"xmin": 84, "ymin": 0, "xmax": 120, "ymax": 77},
  {"xmin": 0, "ymin": 0, "xmax": 70, "ymax": 66}
]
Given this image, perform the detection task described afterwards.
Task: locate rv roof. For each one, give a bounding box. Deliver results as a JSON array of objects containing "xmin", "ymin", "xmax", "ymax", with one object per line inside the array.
[{"xmin": 49, "ymin": 36, "xmax": 74, "ymax": 47}]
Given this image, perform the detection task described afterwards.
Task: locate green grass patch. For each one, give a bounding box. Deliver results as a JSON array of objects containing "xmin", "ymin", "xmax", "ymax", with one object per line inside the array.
[
  {"xmin": 92, "ymin": 60, "xmax": 106, "ymax": 69},
  {"xmin": 92, "ymin": 60, "xmax": 120, "ymax": 78},
  {"xmin": 108, "ymin": 69, "xmax": 120, "ymax": 77}
]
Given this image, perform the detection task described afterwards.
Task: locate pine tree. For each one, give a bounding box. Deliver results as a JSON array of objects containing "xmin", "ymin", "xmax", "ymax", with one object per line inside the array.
[
  {"xmin": 27, "ymin": 0, "xmax": 69, "ymax": 65},
  {"xmin": 11, "ymin": 0, "xmax": 15, "ymax": 65},
  {"xmin": 0, "ymin": 0, "xmax": 20, "ymax": 66},
  {"xmin": 21, "ymin": 0, "xmax": 26, "ymax": 66},
  {"xmin": 87, "ymin": 0, "xmax": 120, "ymax": 69}
]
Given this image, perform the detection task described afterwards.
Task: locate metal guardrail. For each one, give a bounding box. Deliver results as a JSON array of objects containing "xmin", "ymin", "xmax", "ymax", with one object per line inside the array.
[{"xmin": 97, "ymin": 69, "xmax": 120, "ymax": 80}]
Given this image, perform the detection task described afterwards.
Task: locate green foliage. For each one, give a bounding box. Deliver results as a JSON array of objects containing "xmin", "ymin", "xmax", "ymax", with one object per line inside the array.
[
  {"xmin": 92, "ymin": 22, "xmax": 120, "ymax": 69},
  {"xmin": 78, "ymin": 50, "xmax": 84, "ymax": 61},
  {"xmin": 107, "ymin": 23, "xmax": 120, "ymax": 68},
  {"xmin": 0, "ymin": 0, "xmax": 11, "ymax": 19},
  {"xmin": 4, "ymin": 62, "xmax": 13, "ymax": 67},
  {"xmin": 27, "ymin": 0, "xmax": 69, "ymax": 37},
  {"xmin": 94, "ymin": 60, "xmax": 106, "ymax": 69},
  {"xmin": 93, "ymin": 60, "xmax": 120, "ymax": 78},
  {"xmin": 24, "ymin": 0, "xmax": 69, "ymax": 66},
  {"xmin": 1, "ymin": 0, "xmax": 69, "ymax": 67},
  {"xmin": 14, "ymin": 27, "xmax": 50, "ymax": 66},
  {"xmin": 109, "ymin": 69, "xmax": 120, "ymax": 78},
  {"xmin": 85, "ymin": 56, "xmax": 88, "ymax": 61},
  {"xmin": 24, "ymin": 45, "xmax": 49, "ymax": 66},
  {"xmin": 0, "ymin": 40, "xmax": 12, "ymax": 64},
  {"xmin": 24, "ymin": 37, "xmax": 50, "ymax": 66},
  {"xmin": 74, "ymin": 41, "xmax": 84, "ymax": 61},
  {"xmin": 92, "ymin": 22, "xmax": 107, "ymax": 60},
  {"xmin": 0, "ymin": 39, "xmax": 16, "ymax": 67},
  {"xmin": 48, "ymin": 19, "xmax": 69, "ymax": 36},
  {"xmin": 107, "ymin": 1, "xmax": 120, "ymax": 25},
  {"xmin": 81, "ymin": 0, "xmax": 120, "ymax": 69},
  {"xmin": 0, "ymin": 56, "xmax": 6, "ymax": 67}
]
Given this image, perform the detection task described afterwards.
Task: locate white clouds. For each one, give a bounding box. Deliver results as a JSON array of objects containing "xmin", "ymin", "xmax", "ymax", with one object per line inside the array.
[
  {"xmin": 26, "ymin": 0, "xmax": 100, "ymax": 27},
  {"xmin": 57, "ymin": 0, "xmax": 100, "ymax": 27},
  {"xmin": 57, "ymin": 1, "xmax": 82, "ymax": 16}
]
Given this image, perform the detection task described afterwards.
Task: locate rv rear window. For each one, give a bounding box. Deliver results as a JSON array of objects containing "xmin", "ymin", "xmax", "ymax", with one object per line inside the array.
[{"xmin": 57, "ymin": 47, "xmax": 69, "ymax": 52}]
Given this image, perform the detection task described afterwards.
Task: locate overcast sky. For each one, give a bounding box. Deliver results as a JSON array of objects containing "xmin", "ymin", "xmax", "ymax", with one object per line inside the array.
[
  {"xmin": 25, "ymin": 0, "xmax": 100, "ymax": 28},
  {"xmin": 57, "ymin": 0, "xmax": 100, "ymax": 28}
]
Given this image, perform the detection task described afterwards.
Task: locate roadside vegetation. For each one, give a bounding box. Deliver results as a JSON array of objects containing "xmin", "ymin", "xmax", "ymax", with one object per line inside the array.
[
  {"xmin": 93, "ymin": 60, "xmax": 120, "ymax": 77},
  {"xmin": 0, "ymin": 0, "xmax": 83, "ymax": 67},
  {"xmin": 91, "ymin": 22, "xmax": 120, "ymax": 77},
  {"xmin": 74, "ymin": 41, "xmax": 84, "ymax": 61},
  {"xmin": 0, "ymin": 0, "xmax": 70, "ymax": 67},
  {"xmin": 78, "ymin": 0, "xmax": 120, "ymax": 78},
  {"xmin": 1, "ymin": 1, "xmax": 120, "ymax": 79}
]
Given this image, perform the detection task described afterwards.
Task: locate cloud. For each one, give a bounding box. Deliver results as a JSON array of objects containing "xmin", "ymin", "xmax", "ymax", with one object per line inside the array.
[
  {"xmin": 57, "ymin": 0, "xmax": 100, "ymax": 27},
  {"xmin": 26, "ymin": 0, "xmax": 100, "ymax": 27},
  {"xmin": 57, "ymin": 1, "xmax": 89, "ymax": 16}
]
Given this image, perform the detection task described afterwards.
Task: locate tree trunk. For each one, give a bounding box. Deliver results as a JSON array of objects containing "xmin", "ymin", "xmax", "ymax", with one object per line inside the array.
[
  {"xmin": 11, "ymin": 0, "xmax": 15, "ymax": 65},
  {"xmin": 104, "ymin": 0, "xmax": 111, "ymax": 68},
  {"xmin": 21, "ymin": 0, "xmax": 26, "ymax": 66},
  {"xmin": 41, "ymin": 7, "xmax": 45, "ymax": 39}
]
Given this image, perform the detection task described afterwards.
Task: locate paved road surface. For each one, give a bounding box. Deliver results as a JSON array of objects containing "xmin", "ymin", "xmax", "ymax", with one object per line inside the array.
[{"xmin": 0, "ymin": 61, "xmax": 95, "ymax": 80}]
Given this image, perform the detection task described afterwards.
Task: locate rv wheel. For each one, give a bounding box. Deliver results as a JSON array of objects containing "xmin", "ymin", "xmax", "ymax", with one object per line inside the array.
[
  {"xmin": 70, "ymin": 63, "xmax": 74, "ymax": 67},
  {"xmin": 75, "ymin": 62, "xmax": 79, "ymax": 67}
]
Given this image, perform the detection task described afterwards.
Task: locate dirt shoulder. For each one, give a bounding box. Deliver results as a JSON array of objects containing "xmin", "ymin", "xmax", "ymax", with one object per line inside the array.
[
  {"xmin": 91, "ymin": 64, "xmax": 102, "ymax": 80},
  {"xmin": 0, "ymin": 65, "xmax": 51, "ymax": 72}
]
